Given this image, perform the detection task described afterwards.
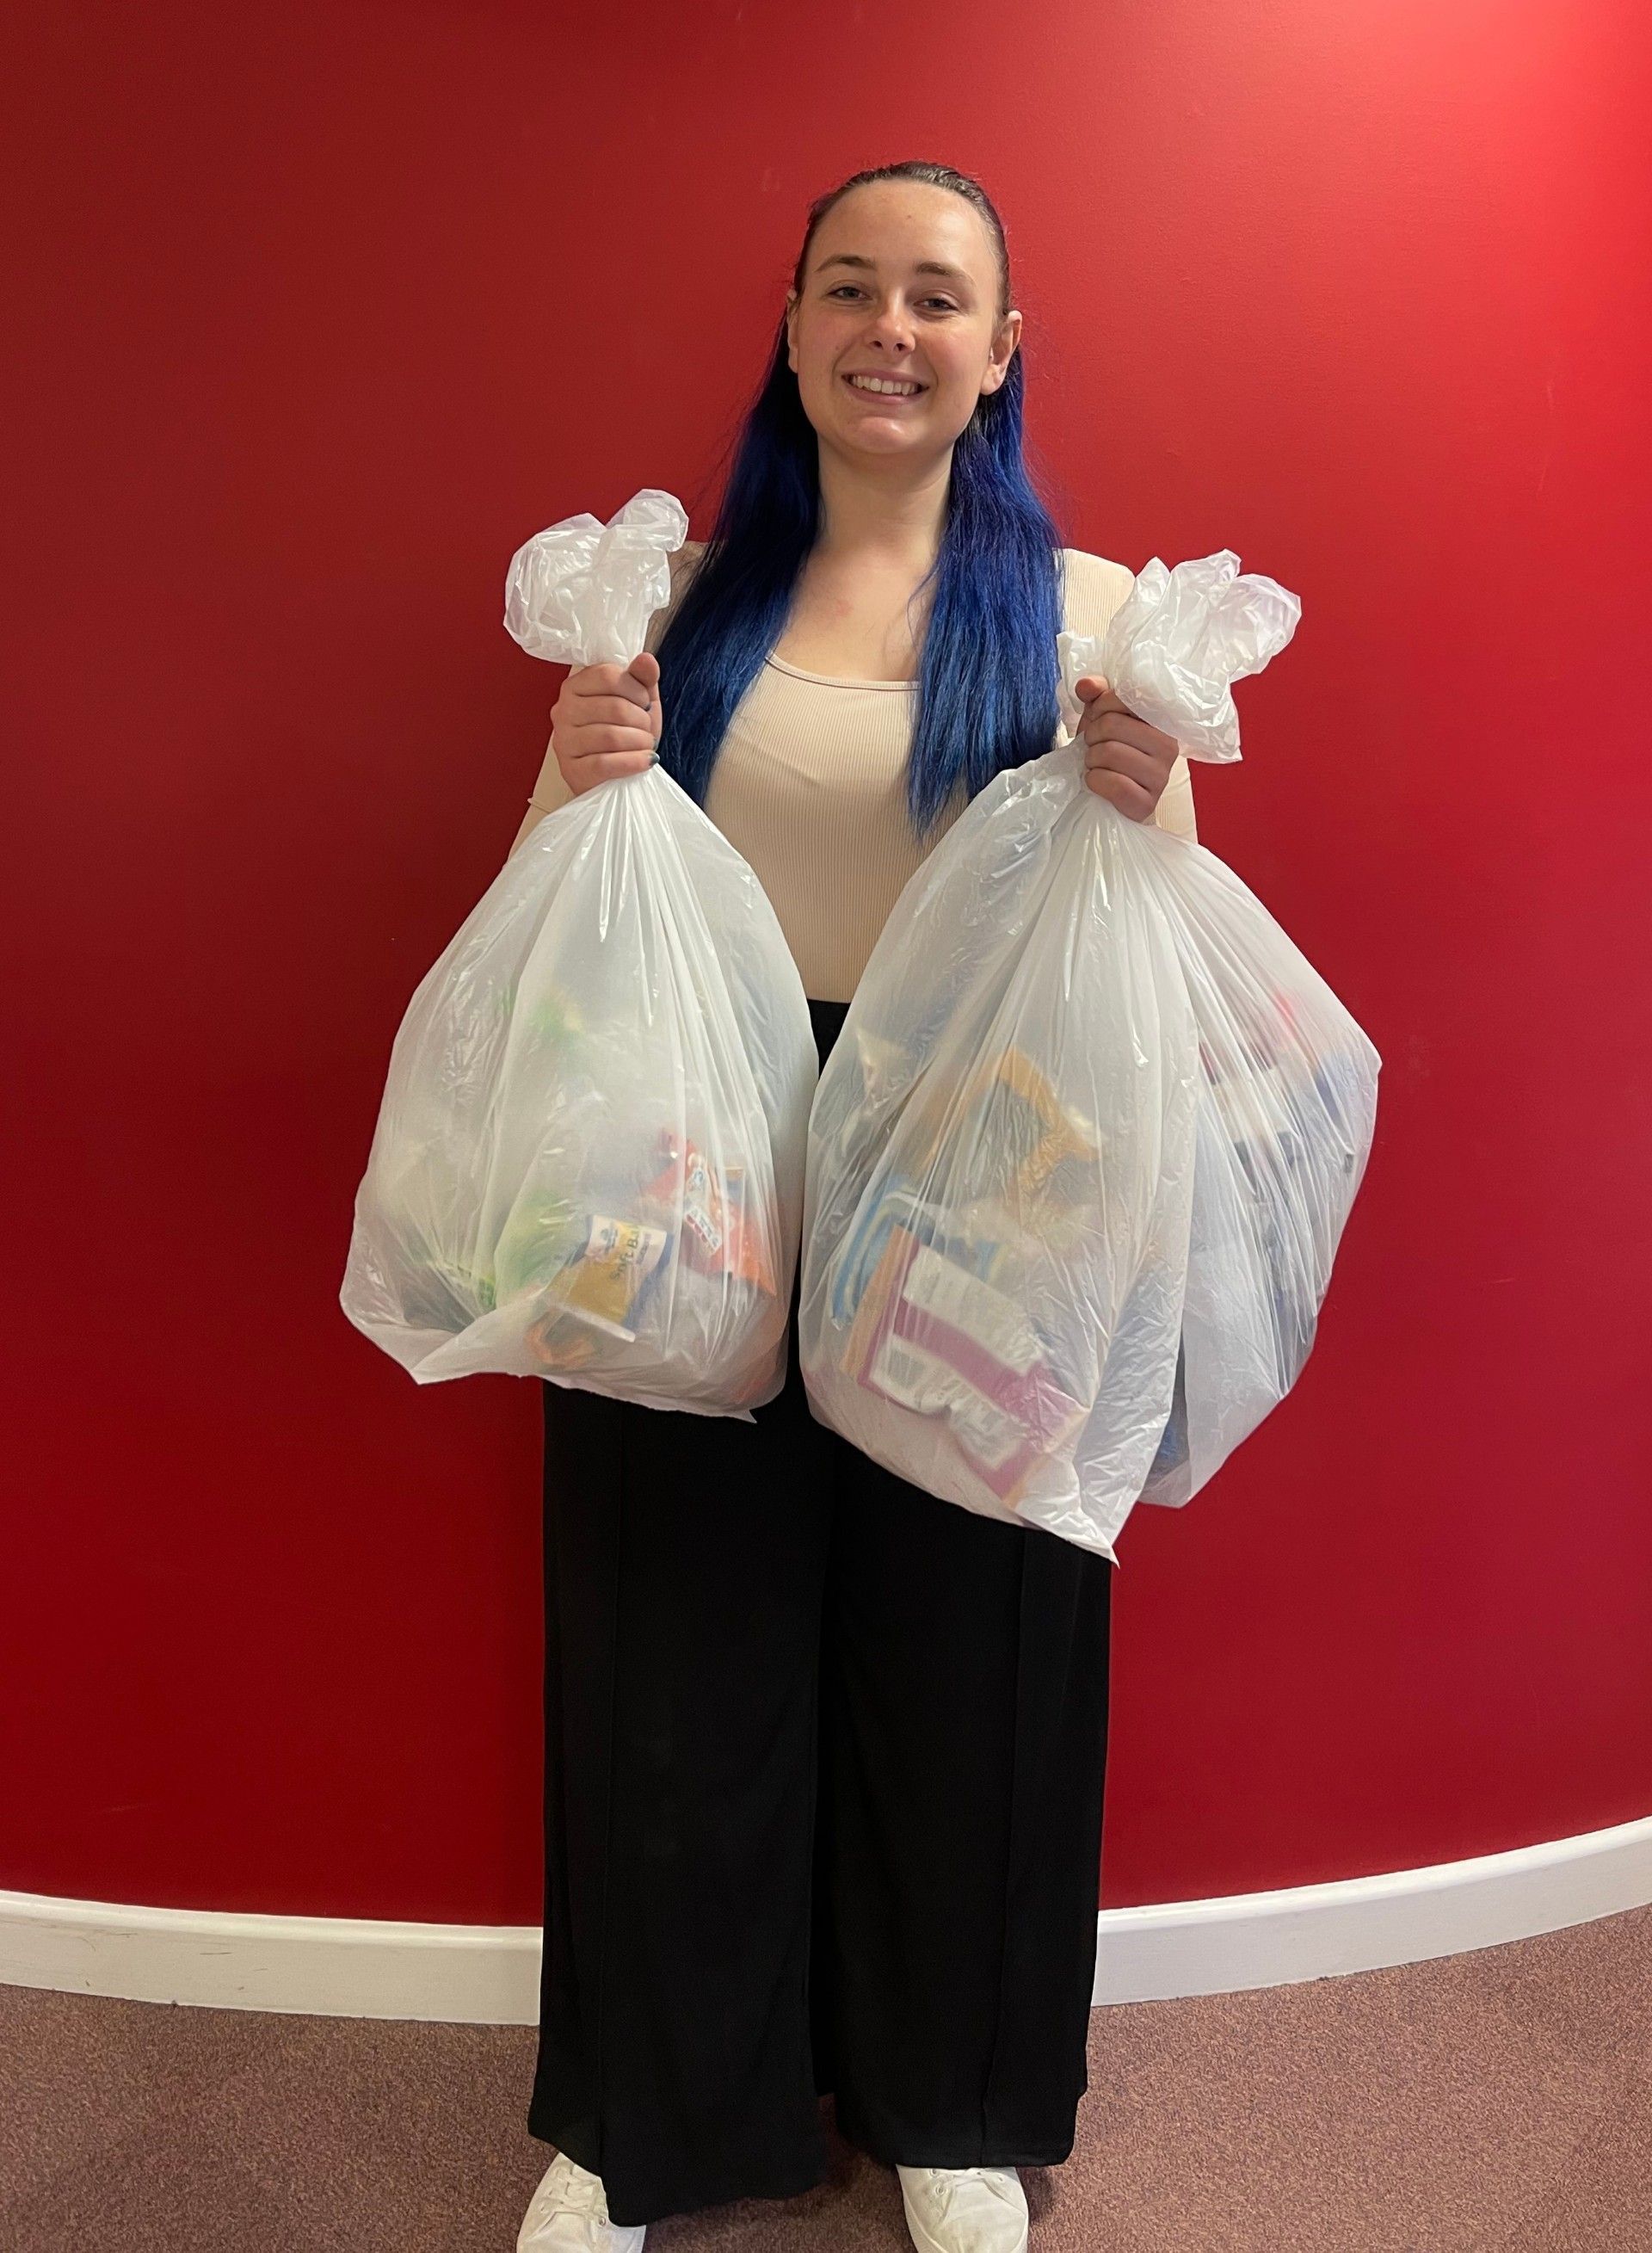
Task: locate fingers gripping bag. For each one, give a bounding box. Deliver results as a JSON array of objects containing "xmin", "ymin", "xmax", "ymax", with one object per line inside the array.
[
  {"xmin": 799, "ymin": 552, "xmax": 1380, "ymax": 1559},
  {"xmin": 340, "ymin": 488, "xmax": 817, "ymax": 1416}
]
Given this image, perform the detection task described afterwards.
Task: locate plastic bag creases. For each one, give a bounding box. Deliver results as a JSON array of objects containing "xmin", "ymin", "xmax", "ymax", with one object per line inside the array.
[
  {"xmin": 799, "ymin": 552, "xmax": 1378, "ymax": 1560},
  {"xmin": 1055, "ymin": 548, "xmax": 1302, "ymax": 761},
  {"xmin": 342, "ymin": 490, "xmax": 817, "ymax": 1416}
]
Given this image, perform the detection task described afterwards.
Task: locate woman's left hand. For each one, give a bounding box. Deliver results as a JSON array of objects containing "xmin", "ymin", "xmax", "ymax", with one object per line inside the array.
[{"xmin": 1071, "ymin": 676, "xmax": 1180, "ymax": 820}]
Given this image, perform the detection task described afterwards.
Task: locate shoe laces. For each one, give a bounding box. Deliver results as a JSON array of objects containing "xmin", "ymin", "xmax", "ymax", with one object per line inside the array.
[
  {"xmin": 910, "ymin": 2164, "xmax": 1020, "ymax": 2213},
  {"xmin": 548, "ymin": 2153, "xmax": 611, "ymax": 2220}
]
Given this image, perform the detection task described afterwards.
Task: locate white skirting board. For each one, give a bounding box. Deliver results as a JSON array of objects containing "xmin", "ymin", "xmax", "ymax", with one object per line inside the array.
[
  {"xmin": 1088, "ymin": 1814, "xmax": 1652, "ymax": 2004},
  {"xmin": 2, "ymin": 1816, "xmax": 1648, "ymax": 2024}
]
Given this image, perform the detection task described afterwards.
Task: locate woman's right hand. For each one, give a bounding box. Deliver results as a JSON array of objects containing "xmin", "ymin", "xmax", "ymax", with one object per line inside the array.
[{"xmin": 552, "ymin": 652, "xmax": 663, "ymax": 794}]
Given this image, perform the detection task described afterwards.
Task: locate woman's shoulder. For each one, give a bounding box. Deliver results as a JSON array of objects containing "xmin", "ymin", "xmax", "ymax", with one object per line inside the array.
[
  {"xmin": 644, "ymin": 538, "xmax": 710, "ymax": 655},
  {"xmin": 666, "ymin": 536, "xmax": 710, "ymax": 602},
  {"xmin": 1057, "ymin": 546, "xmax": 1136, "ymax": 638}
]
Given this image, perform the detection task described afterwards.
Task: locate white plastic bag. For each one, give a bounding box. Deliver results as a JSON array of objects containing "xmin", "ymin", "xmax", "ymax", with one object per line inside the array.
[
  {"xmin": 341, "ymin": 489, "xmax": 818, "ymax": 1416},
  {"xmin": 799, "ymin": 552, "xmax": 1380, "ymax": 1559}
]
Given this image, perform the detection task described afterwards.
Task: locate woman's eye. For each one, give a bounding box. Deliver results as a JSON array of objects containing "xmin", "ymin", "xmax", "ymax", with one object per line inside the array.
[{"xmin": 827, "ymin": 286, "xmax": 958, "ymax": 312}]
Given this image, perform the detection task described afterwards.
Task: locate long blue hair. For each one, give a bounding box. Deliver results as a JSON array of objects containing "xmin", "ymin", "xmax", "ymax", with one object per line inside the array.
[{"xmin": 656, "ymin": 160, "xmax": 1072, "ymax": 839}]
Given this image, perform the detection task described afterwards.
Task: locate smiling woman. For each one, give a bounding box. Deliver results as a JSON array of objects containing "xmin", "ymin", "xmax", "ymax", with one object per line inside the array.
[
  {"xmin": 515, "ymin": 160, "xmax": 1194, "ymax": 2252},
  {"xmin": 510, "ymin": 165, "xmax": 1196, "ymax": 1000}
]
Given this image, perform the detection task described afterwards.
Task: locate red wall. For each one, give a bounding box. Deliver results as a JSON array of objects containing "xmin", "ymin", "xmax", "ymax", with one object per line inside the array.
[{"xmin": 4, "ymin": 0, "xmax": 1648, "ymax": 1926}]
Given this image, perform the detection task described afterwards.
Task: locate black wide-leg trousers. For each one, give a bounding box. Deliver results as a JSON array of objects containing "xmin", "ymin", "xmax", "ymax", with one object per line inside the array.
[{"xmin": 527, "ymin": 1000, "xmax": 1116, "ymax": 2230}]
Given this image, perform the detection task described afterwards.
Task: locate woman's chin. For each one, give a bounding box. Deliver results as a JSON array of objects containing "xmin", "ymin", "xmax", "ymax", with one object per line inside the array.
[{"xmin": 825, "ymin": 414, "xmax": 948, "ymax": 461}]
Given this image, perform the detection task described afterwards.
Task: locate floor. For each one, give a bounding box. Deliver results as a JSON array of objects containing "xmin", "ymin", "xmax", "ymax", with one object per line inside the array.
[{"xmin": 3, "ymin": 1902, "xmax": 1648, "ymax": 2250}]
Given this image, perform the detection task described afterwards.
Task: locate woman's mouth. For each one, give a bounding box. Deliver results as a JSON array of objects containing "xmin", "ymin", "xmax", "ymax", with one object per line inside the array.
[{"xmin": 842, "ymin": 373, "xmax": 928, "ymax": 402}]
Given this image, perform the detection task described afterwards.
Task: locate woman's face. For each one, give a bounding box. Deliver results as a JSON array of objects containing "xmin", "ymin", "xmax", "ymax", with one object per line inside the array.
[{"xmin": 785, "ymin": 181, "xmax": 1021, "ymax": 468}]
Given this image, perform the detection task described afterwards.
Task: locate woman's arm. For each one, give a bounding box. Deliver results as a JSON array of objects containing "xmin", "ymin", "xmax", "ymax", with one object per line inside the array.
[
  {"xmin": 504, "ymin": 538, "xmax": 706, "ymax": 861},
  {"xmin": 1063, "ymin": 550, "xmax": 1198, "ymax": 843},
  {"xmin": 507, "ymin": 744, "xmax": 573, "ymax": 859},
  {"xmin": 1154, "ymin": 754, "xmax": 1199, "ymax": 844}
]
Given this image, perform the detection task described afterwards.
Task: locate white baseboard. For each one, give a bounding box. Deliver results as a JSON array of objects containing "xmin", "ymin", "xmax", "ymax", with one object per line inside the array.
[
  {"xmin": 1088, "ymin": 1813, "xmax": 1652, "ymax": 2003},
  {"xmin": 3, "ymin": 1816, "xmax": 1648, "ymax": 2023}
]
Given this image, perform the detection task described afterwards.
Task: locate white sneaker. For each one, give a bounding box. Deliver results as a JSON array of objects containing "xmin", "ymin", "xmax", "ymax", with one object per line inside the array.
[
  {"xmin": 896, "ymin": 2163, "xmax": 1029, "ymax": 2253},
  {"xmin": 515, "ymin": 2151, "xmax": 646, "ymax": 2251}
]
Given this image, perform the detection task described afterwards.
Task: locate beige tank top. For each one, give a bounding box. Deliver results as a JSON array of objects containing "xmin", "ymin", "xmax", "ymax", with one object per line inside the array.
[{"xmin": 510, "ymin": 545, "xmax": 1198, "ymax": 1003}]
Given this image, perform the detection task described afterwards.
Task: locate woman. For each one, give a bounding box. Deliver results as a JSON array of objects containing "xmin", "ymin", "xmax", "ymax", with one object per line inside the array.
[{"xmin": 509, "ymin": 161, "xmax": 1194, "ymax": 2253}]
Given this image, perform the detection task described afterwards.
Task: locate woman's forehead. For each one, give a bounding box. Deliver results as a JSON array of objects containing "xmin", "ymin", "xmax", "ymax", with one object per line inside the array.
[
  {"xmin": 821, "ymin": 176, "xmax": 984, "ymax": 234},
  {"xmin": 807, "ymin": 194, "xmax": 996, "ymax": 283}
]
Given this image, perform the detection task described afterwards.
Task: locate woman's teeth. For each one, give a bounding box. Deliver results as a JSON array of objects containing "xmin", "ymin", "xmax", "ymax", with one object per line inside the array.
[{"xmin": 846, "ymin": 374, "xmax": 924, "ymax": 396}]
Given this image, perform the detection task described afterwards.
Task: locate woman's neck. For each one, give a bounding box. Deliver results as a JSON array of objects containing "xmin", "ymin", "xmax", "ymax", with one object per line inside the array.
[{"xmin": 811, "ymin": 443, "xmax": 951, "ymax": 576}]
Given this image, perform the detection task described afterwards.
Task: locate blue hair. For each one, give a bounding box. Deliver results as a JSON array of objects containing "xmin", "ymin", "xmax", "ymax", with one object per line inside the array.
[{"xmin": 655, "ymin": 160, "xmax": 1072, "ymax": 839}]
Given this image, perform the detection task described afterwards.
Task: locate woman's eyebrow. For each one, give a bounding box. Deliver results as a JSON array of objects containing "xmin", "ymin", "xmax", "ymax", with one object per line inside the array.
[{"xmin": 817, "ymin": 253, "xmax": 973, "ymax": 285}]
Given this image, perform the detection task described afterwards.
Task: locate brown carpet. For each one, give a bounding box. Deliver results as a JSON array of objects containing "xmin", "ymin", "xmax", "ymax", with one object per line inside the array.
[{"xmin": 3, "ymin": 1903, "xmax": 1648, "ymax": 2251}]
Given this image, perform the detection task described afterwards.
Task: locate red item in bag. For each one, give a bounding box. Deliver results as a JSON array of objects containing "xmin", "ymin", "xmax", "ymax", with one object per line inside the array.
[{"xmin": 643, "ymin": 1130, "xmax": 779, "ymax": 1296}]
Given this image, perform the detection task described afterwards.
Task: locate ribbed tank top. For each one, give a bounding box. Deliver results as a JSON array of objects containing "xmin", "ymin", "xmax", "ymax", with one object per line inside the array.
[{"xmin": 511, "ymin": 544, "xmax": 1198, "ymax": 1003}]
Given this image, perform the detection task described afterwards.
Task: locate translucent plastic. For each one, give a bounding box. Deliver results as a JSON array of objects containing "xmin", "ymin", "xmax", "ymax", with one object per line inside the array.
[
  {"xmin": 342, "ymin": 489, "xmax": 818, "ymax": 1416},
  {"xmin": 799, "ymin": 552, "xmax": 1380, "ymax": 1561}
]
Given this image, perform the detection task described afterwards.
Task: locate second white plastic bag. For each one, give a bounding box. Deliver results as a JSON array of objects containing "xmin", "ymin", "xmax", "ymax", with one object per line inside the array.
[
  {"xmin": 799, "ymin": 553, "xmax": 1381, "ymax": 1559},
  {"xmin": 341, "ymin": 490, "xmax": 818, "ymax": 1416}
]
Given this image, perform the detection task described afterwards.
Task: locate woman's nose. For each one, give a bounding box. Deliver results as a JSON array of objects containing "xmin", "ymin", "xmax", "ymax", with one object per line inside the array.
[{"xmin": 865, "ymin": 306, "xmax": 917, "ymax": 349}]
